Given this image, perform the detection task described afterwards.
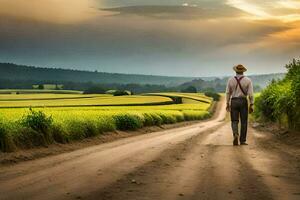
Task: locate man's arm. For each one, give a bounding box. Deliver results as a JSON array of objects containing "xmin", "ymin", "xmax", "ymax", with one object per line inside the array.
[
  {"xmin": 248, "ymin": 79, "xmax": 254, "ymax": 113},
  {"xmin": 248, "ymin": 80, "xmax": 254, "ymax": 105},
  {"xmin": 226, "ymin": 78, "xmax": 232, "ymax": 104},
  {"xmin": 226, "ymin": 78, "xmax": 232, "ymax": 112}
]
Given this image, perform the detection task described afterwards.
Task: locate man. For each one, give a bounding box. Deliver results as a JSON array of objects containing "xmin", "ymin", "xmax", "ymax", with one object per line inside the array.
[{"xmin": 226, "ymin": 64, "xmax": 254, "ymax": 146}]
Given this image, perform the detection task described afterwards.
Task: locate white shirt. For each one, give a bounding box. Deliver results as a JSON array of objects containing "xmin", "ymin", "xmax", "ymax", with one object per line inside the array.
[{"xmin": 226, "ymin": 74, "xmax": 254, "ymax": 105}]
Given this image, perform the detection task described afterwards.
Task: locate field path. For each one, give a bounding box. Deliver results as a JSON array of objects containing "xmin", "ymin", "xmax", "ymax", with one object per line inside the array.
[{"xmin": 0, "ymin": 99, "xmax": 299, "ymax": 200}]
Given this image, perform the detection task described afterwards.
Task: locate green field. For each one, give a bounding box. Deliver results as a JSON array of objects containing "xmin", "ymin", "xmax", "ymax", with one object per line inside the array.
[
  {"xmin": 0, "ymin": 89, "xmax": 83, "ymax": 94},
  {"xmin": 0, "ymin": 95, "xmax": 174, "ymax": 108},
  {"xmin": 146, "ymin": 93, "xmax": 212, "ymax": 104},
  {"xmin": 0, "ymin": 92, "xmax": 213, "ymax": 152},
  {"xmin": 0, "ymin": 93, "xmax": 108, "ymax": 101}
]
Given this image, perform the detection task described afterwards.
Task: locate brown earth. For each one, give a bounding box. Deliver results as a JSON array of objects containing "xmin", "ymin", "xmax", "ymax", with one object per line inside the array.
[{"xmin": 0, "ymin": 99, "xmax": 299, "ymax": 200}]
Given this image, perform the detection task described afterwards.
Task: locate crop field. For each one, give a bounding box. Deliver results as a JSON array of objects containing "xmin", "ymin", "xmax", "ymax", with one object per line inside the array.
[
  {"xmin": 0, "ymin": 95, "xmax": 174, "ymax": 108},
  {"xmin": 0, "ymin": 89, "xmax": 83, "ymax": 94},
  {"xmin": 0, "ymin": 92, "xmax": 213, "ymax": 152},
  {"xmin": 0, "ymin": 94, "xmax": 108, "ymax": 101},
  {"xmin": 146, "ymin": 93, "xmax": 212, "ymax": 103}
]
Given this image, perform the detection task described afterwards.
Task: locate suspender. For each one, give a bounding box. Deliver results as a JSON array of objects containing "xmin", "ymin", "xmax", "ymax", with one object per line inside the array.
[{"xmin": 234, "ymin": 76, "xmax": 247, "ymax": 96}]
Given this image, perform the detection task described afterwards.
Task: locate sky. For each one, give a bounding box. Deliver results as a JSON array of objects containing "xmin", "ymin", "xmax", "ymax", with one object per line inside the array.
[{"xmin": 0, "ymin": 0, "xmax": 299, "ymax": 77}]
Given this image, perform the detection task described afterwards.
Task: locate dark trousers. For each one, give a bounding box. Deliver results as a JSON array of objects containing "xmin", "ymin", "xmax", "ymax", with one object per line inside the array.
[{"xmin": 230, "ymin": 97, "xmax": 248, "ymax": 143}]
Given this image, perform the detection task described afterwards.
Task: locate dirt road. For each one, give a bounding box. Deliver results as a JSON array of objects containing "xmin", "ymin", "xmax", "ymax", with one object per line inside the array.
[{"xmin": 0, "ymin": 100, "xmax": 299, "ymax": 200}]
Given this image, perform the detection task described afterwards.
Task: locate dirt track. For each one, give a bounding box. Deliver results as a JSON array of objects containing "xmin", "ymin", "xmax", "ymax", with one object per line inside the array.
[{"xmin": 0, "ymin": 100, "xmax": 299, "ymax": 200}]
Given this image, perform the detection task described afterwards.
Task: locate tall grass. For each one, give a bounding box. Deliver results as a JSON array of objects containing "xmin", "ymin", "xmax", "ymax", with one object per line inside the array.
[
  {"xmin": 0, "ymin": 95, "xmax": 173, "ymax": 108},
  {"xmin": 0, "ymin": 109, "xmax": 210, "ymax": 152},
  {"xmin": 0, "ymin": 92, "xmax": 213, "ymax": 152},
  {"xmin": 254, "ymin": 59, "xmax": 300, "ymax": 130}
]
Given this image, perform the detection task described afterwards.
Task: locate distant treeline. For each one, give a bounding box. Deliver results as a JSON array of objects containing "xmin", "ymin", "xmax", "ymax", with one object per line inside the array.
[
  {"xmin": 0, "ymin": 62, "xmax": 285, "ymax": 93},
  {"xmin": 0, "ymin": 79, "xmax": 173, "ymax": 94},
  {"xmin": 0, "ymin": 63, "xmax": 194, "ymax": 86}
]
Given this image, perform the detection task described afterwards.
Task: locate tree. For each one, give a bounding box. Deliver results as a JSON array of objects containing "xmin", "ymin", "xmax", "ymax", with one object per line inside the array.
[
  {"xmin": 38, "ymin": 84, "xmax": 44, "ymax": 89},
  {"xmin": 113, "ymin": 90, "xmax": 131, "ymax": 96},
  {"xmin": 181, "ymin": 86, "xmax": 197, "ymax": 93},
  {"xmin": 83, "ymin": 86, "xmax": 106, "ymax": 94}
]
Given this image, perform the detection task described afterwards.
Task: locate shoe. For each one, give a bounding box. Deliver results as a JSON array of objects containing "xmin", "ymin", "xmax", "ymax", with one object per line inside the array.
[
  {"xmin": 233, "ymin": 136, "xmax": 239, "ymax": 146},
  {"xmin": 240, "ymin": 142, "xmax": 248, "ymax": 145}
]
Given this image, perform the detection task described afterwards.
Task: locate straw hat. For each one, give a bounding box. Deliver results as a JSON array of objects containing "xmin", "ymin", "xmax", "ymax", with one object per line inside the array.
[{"xmin": 233, "ymin": 64, "xmax": 247, "ymax": 73}]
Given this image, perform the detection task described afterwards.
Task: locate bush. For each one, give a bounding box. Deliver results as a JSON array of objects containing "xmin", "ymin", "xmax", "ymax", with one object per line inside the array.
[
  {"xmin": 113, "ymin": 90, "xmax": 131, "ymax": 96},
  {"xmin": 181, "ymin": 86, "xmax": 197, "ymax": 93},
  {"xmin": 84, "ymin": 86, "xmax": 106, "ymax": 94},
  {"xmin": 114, "ymin": 113, "xmax": 143, "ymax": 130},
  {"xmin": 51, "ymin": 123, "xmax": 69, "ymax": 143},
  {"xmin": 96, "ymin": 116, "xmax": 116, "ymax": 133},
  {"xmin": 156, "ymin": 112, "xmax": 177, "ymax": 124},
  {"xmin": 204, "ymin": 92, "xmax": 220, "ymax": 101},
  {"xmin": 63, "ymin": 119, "xmax": 89, "ymax": 140},
  {"xmin": 142, "ymin": 113, "xmax": 156, "ymax": 126},
  {"xmin": 0, "ymin": 121, "xmax": 15, "ymax": 152},
  {"xmin": 183, "ymin": 111, "xmax": 210, "ymax": 121},
  {"xmin": 254, "ymin": 59, "xmax": 300, "ymax": 130},
  {"xmin": 147, "ymin": 113, "xmax": 163, "ymax": 126},
  {"xmin": 20, "ymin": 109, "xmax": 54, "ymax": 146}
]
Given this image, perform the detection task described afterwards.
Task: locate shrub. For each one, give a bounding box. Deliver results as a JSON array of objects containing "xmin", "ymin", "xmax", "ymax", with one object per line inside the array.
[
  {"xmin": 204, "ymin": 92, "xmax": 220, "ymax": 101},
  {"xmin": 143, "ymin": 113, "xmax": 156, "ymax": 126},
  {"xmin": 183, "ymin": 111, "xmax": 210, "ymax": 121},
  {"xmin": 254, "ymin": 59, "xmax": 300, "ymax": 130},
  {"xmin": 286, "ymin": 59, "xmax": 300, "ymax": 129},
  {"xmin": 0, "ymin": 121, "xmax": 15, "ymax": 152},
  {"xmin": 147, "ymin": 113, "xmax": 163, "ymax": 126},
  {"xmin": 51, "ymin": 123, "xmax": 69, "ymax": 143},
  {"xmin": 156, "ymin": 112, "xmax": 177, "ymax": 124},
  {"xmin": 63, "ymin": 119, "xmax": 88, "ymax": 140},
  {"xmin": 181, "ymin": 86, "xmax": 197, "ymax": 93},
  {"xmin": 113, "ymin": 90, "xmax": 131, "ymax": 96},
  {"xmin": 114, "ymin": 113, "xmax": 143, "ymax": 130},
  {"xmin": 96, "ymin": 116, "xmax": 116, "ymax": 133},
  {"xmin": 20, "ymin": 109, "xmax": 54, "ymax": 146}
]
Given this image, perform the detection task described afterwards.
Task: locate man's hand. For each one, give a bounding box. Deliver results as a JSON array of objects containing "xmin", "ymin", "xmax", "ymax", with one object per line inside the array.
[
  {"xmin": 249, "ymin": 104, "xmax": 254, "ymax": 114},
  {"xmin": 226, "ymin": 103, "xmax": 231, "ymax": 112}
]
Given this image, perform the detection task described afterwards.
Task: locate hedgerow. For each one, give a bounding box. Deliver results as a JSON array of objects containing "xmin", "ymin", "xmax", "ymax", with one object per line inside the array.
[
  {"xmin": 254, "ymin": 59, "xmax": 300, "ymax": 130},
  {"xmin": 0, "ymin": 109, "xmax": 210, "ymax": 152}
]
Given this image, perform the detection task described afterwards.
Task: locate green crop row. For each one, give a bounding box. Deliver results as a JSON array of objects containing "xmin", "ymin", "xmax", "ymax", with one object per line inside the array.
[
  {"xmin": 0, "ymin": 89, "xmax": 83, "ymax": 94},
  {"xmin": 0, "ymin": 95, "xmax": 173, "ymax": 108},
  {"xmin": 145, "ymin": 93, "xmax": 212, "ymax": 104},
  {"xmin": 0, "ymin": 94, "xmax": 108, "ymax": 101},
  {"xmin": 0, "ymin": 108, "xmax": 210, "ymax": 152}
]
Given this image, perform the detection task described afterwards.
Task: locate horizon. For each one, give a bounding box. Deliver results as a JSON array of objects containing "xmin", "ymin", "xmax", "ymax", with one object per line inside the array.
[
  {"xmin": 0, "ymin": 0, "xmax": 299, "ymax": 77},
  {"xmin": 1, "ymin": 61, "xmax": 286, "ymax": 79}
]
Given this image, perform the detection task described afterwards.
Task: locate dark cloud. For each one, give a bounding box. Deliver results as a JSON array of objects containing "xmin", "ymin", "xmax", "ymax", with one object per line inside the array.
[{"xmin": 101, "ymin": 5, "xmax": 246, "ymax": 20}]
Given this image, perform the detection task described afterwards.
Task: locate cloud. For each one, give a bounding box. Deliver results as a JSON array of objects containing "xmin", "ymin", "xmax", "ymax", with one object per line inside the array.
[
  {"xmin": 0, "ymin": 0, "xmax": 102, "ymax": 24},
  {"xmin": 226, "ymin": 0, "xmax": 300, "ymax": 22},
  {"xmin": 0, "ymin": 0, "xmax": 299, "ymax": 76},
  {"xmin": 102, "ymin": 4, "xmax": 246, "ymax": 20},
  {"xmin": 226, "ymin": 0, "xmax": 271, "ymax": 18},
  {"xmin": 277, "ymin": 0, "xmax": 300, "ymax": 9}
]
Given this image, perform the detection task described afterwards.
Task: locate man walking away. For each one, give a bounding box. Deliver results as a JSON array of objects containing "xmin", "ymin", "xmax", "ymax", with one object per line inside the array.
[{"xmin": 226, "ymin": 64, "xmax": 254, "ymax": 146}]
